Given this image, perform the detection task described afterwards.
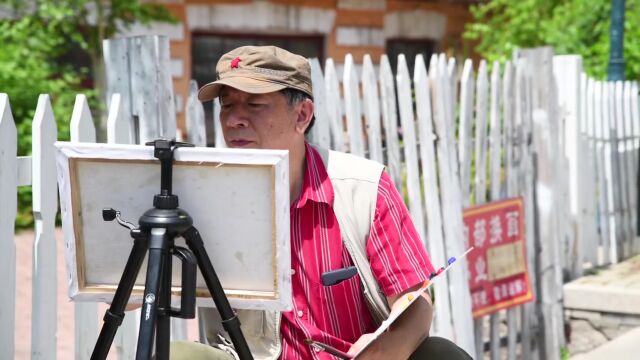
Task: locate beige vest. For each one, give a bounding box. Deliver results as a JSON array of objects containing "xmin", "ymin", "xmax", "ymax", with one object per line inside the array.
[{"xmin": 200, "ymin": 147, "xmax": 391, "ymax": 359}]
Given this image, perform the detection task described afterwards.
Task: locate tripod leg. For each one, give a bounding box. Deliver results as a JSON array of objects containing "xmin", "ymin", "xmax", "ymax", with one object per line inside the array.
[
  {"xmin": 155, "ymin": 240, "xmax": 173, "ymax": 359},
  {"xmin": 136, "ymin": 228, "xmax": 170, "ymax": 360},
  {"xmin": 182, "ymin": 226, "xmax": 254, "ymax": 360},
  {"xmin": 92, "ymin": 230, "xmax": 148, "ymax": 360}
]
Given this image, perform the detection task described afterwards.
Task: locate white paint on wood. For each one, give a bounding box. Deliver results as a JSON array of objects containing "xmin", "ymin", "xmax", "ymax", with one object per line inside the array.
[
  {"xmin": 378, "ymin": 55, "xmax": 402, "ymax": 191},
  {"xmin": 623, "ymin": 81, "xmax": 638, "ymax": 256},
  {"xmin": 103, "ymin": 37, "xmax": 134, "ymax": 139},
  {"xmin": 343, "ymin": 54, "xmax": 365, "ymax": 157},
  {"xmin": 489, "ymin": 62, "xmax": 510, "ymax": 360},
  {"xmin": 31, "ymin": 95, "xmax": 58, "ymax": 359},
  {"xmin": 516, "ymin": 47, "xmax": 566, "ymax": 360},
  {"xmin": 124, "ymin": 21, "xmax": 185, "ymax": 41},
  {"xmin": 129, "ymin": 35, "xmax": 177, "ymax": 143},
  {"xmin": 614, "ymin": 81, "xmax": 632, "ymax": 258},
  {"xmin": 396, "ymin": 54, "xmax": 428, "ymax": 258},
  {"xmin": 213, "ymin": 98, "xmax": 226, "ymax": 148},
  {"xmin": 361, "ymin": 55, "xmax": 384, "ymax": 162},
  {"xmin": 594, "ymin": 81, "xmax": 611, "ymax": 265},
  {"xmin": 489, "ymin": 61, "xmax": 503, "ymax": 199},
  {"xmin": 107, "ymin": 94, "xmax": 135, "ymax": 144},
  {"xmin": 325, "ymin": 58, "xmax": 346, "ymax": 152},
  {"xmin": 474, "ymin": 60, "xmax": 489, "ymax": 205},
  {"xmin": 308, "ymin": 58, "xmax": 331, "ymax": 149},
  {"xmin": 71, "ymin": 94, "xmax": 97, "ymax": 144},
  {"xmin": 70, "ymin": 93, "xmax": 99, "ymax": 360},
  {"xmin": 458, "ymin": 59, "xmax": 475, "ymax": 205},
  {"xmin": 413, "ymin": 54, "xmax": 454, "ymax": 340},
  {"xmin": 553, "ymin": 55, "xmax": 583, "ymax": 278},
  {"xmin": 186, "ymin": 80, "xmax": 207, "ymax": 147},
  {"xmin": 581, "ymin": 76, "xmax": 599, "ymax": 265},
  {"xmin": 0, "ymin": 93, "xmax": 17, "ymax": 359},
  {"xmin": 431, "ymin": 54, "xmax": 476, "ymax": 356}
]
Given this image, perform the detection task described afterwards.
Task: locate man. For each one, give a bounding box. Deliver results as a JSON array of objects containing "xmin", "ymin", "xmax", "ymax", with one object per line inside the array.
[{"xmin": 174, "ymin": 46, "xmax": 472, "ymax": 360}]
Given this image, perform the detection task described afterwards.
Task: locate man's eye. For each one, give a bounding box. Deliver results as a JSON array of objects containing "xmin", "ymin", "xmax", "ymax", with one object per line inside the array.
[{"xmin": 249, "ymin": 103, "xmax": 266, "ymax": 108}]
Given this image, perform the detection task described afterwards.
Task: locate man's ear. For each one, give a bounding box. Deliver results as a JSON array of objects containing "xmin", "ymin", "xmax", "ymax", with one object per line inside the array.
[{"xmin": 295, "ymin": 99, "xmax": 314, "ymax": 134}]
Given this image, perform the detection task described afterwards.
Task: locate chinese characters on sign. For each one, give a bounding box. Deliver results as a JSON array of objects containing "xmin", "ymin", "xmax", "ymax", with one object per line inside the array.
[{"xmin": 463, "ymin": 197, "xmax": 534, "ymax": 318}]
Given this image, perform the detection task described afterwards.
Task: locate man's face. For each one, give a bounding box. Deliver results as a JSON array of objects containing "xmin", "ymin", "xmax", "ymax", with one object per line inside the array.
[{"xmin": 219, "ymin": 86, "xmax": 302, "ymax": 150}]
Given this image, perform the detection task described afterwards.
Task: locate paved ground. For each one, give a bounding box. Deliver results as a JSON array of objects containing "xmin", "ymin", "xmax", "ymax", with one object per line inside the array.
[{"xmin": 14, "ymin": 229, "xmax": 200, "ymax": 359}]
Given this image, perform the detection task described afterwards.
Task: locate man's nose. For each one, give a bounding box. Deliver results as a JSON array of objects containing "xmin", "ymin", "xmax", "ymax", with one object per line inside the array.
[{"xmin": 223, "ymin": 108, "xmax": 250, "ymax": 128}]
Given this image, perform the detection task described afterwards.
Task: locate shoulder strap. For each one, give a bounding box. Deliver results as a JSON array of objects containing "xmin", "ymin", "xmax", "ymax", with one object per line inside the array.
[{"xmin": 314, "ymin": 146, "xmax": 391, "ymax": 324}]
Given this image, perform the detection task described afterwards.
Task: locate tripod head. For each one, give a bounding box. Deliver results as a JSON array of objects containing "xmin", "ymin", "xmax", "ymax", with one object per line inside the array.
[{"xmin": 145, "ymin": 139, "xmax": 195, "ymax": 210}]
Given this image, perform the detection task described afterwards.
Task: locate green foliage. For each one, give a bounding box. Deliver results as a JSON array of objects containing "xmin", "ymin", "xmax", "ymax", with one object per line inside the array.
[
  {"xmin": 0, "ymin": 0, "xmax": 176, "ymax": 228},
  {"xmin": 464, "ymin": 0, "xmax": 640, "ymax": 81}
]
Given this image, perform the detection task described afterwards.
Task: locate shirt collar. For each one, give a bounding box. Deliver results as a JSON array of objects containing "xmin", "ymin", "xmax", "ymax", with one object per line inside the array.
[{"xmin": 294, "ymin": 143, "xmax": 334, "ymax": 208}]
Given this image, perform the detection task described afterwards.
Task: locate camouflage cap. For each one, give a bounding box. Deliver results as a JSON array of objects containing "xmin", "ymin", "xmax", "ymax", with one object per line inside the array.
[{"xmin": 197, "ymin": 45, "xmax": 313, "ymax": 101}]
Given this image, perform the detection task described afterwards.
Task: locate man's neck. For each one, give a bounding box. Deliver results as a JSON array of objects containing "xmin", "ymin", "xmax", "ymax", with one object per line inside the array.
[{"xmin": 289, "ymin": 141, "xmax": 306, "ymax": 204}]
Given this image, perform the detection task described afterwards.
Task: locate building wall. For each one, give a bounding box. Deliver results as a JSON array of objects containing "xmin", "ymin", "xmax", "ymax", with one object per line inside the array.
[{"xmin": 148, "ymin": 0, "xmax": 475, "ymax": 133}]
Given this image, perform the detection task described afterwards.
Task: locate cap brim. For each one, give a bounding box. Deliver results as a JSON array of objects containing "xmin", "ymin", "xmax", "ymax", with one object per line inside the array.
[{"xmin": 197, "ymin": 77, "xmax": 287, "ymax": 101}]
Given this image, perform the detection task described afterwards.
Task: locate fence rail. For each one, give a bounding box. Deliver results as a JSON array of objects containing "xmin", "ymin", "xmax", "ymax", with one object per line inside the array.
[{"xmin": 1, "ymin": 43, "xmax": 639, "ymax": 359}]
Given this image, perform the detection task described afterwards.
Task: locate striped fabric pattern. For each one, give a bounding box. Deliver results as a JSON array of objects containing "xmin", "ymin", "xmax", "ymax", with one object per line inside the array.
[{"xmin": 280, "ymin": 144, "xmax": 434, "ymax": 359}]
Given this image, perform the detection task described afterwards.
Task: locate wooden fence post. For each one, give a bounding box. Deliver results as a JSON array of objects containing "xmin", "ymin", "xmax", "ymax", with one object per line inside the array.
[
  {"xmin": 186, "ymin": 80, "xmax": 207, "ymax": 147},
  {"xmin": 431, "ymin": 54, "xmax": 476, "ymax": 356},
  {"xmin": 413, "ymin": 54, "xmax": 454, "ymax": 340},
  {"xmin": 104, "ymin": 35, "xmax": 177, "ymax": 144},
  {"xmin": 31, "ymin": 95, "xmax": 59, "ymax": 359},
  {"xmin": 324, "ymin": 58, "xmax": 346, "ymax": 152},
  {"xmin": 362, "ymin": 55, "xmax": 383, "ymax": 163},
  {"xmin": 396, "ymin": 55, "xmax": 428, "ymax": 245},
  {"xmin": 70, "ymin": 94, "xmax": 99, "ymax": 360},
  {"xmin": 515, "ymin": 47, "xmax": 565, "ymax": 360},
  {"xmin": 553, "ymin": 55, "xmax": 584, "ymax": 278},
  {"xmin": 343, "ymin": 54, "xmax": 365, "ymax": 157},
  {"xmin": 309, "ymin": 58, "xmax": 331, "ymax": 149},
  {"xmin": 0, "ymin": 93, "xmax": 17, "ymax": 359},
  {"xmin": 379, "ymin": 55, "xmax": 402, "ymax": 193}
]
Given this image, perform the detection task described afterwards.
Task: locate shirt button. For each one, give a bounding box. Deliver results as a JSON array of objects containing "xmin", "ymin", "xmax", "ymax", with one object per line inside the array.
[
  {"xmin": 291, "ymin": 269, "xmax": 296, "ymax": 275},
  {"xmin": 297, "ymin": 310, "xmax": 304, "ymax": 318}
]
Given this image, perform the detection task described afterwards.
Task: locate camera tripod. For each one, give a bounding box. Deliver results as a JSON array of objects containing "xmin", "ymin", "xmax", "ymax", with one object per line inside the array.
[{"xmin": 91, "ymin": 139, "xmax": 253, "ymax": 360}]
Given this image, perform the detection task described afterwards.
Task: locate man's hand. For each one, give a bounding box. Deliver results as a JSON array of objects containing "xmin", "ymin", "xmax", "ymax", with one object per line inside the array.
[{"xmin": 349, "ymin": 283, "xmax": 434, "ymax": 359}]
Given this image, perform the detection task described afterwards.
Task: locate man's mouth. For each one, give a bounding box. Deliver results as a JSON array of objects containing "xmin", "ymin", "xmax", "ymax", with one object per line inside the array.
[{"xmin": 228, "ymin": 139, "xmax": 255, "ymax": 147}]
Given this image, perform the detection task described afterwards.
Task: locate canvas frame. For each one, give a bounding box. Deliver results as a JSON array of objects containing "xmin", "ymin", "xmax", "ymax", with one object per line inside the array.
[{"xmin": 55, "ymin": 142, "xmax": 291, "ymax": 311}]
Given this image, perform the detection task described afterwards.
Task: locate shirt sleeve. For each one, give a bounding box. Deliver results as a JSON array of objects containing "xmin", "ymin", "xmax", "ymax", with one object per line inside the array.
[{"xmin": 366, "ymin": 171, "xmax": 436, "ymax": 297}]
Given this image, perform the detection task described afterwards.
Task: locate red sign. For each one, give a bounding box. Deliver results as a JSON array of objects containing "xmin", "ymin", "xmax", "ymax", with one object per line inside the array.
[{"xmin": 463, "ymin": 197, "xmax": 534, "ymax": 318}]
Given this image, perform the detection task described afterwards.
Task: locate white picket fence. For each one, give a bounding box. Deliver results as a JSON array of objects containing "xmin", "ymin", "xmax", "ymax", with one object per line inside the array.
[{"xmin": 1, "ymin": 45, "xmax": 639, "ymax": 360}]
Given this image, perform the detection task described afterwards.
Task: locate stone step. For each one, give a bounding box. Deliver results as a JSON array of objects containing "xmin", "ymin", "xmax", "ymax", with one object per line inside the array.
[{"xmin": 563, "ymin": 255, "xmax": 640, "ymax": 315}]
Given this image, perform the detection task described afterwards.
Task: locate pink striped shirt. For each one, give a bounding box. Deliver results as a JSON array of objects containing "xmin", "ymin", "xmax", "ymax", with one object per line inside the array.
[{"xmin": 280, "ymin": 144, "xmax": 435, "ymax": 359}]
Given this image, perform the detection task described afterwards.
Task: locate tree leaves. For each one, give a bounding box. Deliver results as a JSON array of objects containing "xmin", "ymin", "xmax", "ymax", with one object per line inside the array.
[{"xmin": 464, "ymin": 0, "xmax": 640, "ymax": 81}]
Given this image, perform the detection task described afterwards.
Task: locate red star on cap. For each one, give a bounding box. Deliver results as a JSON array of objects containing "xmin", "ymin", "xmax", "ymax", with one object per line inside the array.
[{"xmin": 230, "ymin": 57, "xmax": 241, "ymax": 69}]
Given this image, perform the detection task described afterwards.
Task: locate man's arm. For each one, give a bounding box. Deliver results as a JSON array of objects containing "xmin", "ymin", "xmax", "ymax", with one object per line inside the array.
[{"xmin": 347, "ymin": 283, "xmax": 433, "ymax": 359}]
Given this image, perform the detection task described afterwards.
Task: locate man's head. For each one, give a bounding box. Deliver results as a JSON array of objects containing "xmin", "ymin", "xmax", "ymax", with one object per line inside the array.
[{"xmin": 198, "ymin": 46, "xmax": 315, "ymax": 150}]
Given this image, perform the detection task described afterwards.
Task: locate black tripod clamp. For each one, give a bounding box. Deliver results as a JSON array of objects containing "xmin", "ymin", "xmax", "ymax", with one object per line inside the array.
[{"xmin": 145, "ymin": 139, "xmax": 194, "ymax": 209}]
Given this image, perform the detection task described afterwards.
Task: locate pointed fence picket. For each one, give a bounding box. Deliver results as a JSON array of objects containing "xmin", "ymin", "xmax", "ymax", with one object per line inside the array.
[
  {"xmin": 379, "ymin": 55, "xmax": 402, "ymax": 193},
  {"xmin": 396, "ymin": 55, "xmax": 428, "ymax": 250},
  {"xmin": 31, "ymin": 95, "xmax": 59, "ymax": 359},
  {"xmin": 70, "ymin": 94, "xmax": 99, "ymax": 360},
  {"xmin": 0, "ymin": 93, "xmax": 17, "ymax": 358},
  {"xmin": 343, "ymin": 54, "xmax": 365, "ymax": 157},
  {"xmin": 362, "ymin": 55, "xmax": 383, "ymax": 163},
  {"xmin": 414, "ymin": 54, "xmax": 454, "ymax": 340}
]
